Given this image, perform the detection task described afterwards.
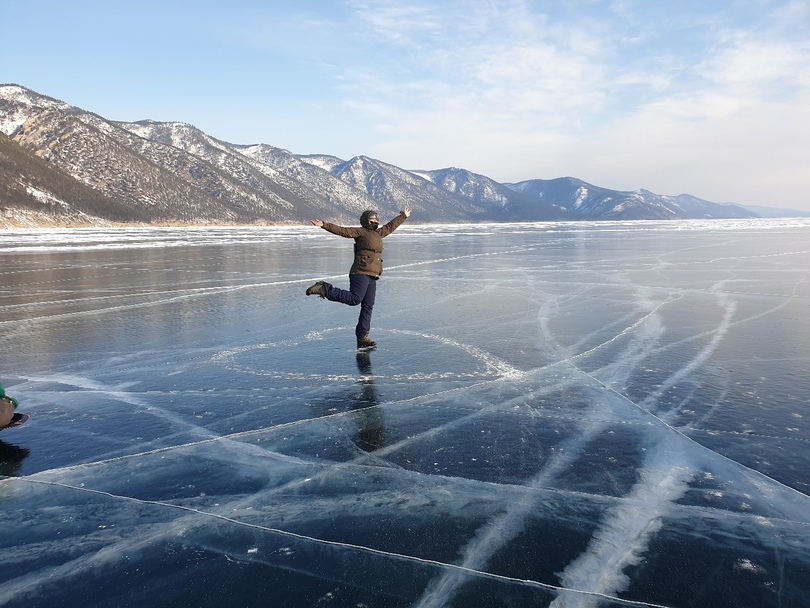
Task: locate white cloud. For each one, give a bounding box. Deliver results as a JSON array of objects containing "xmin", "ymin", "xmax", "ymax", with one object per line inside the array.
[
  {"xmin": 698, "ymin": 36, "xmax": 810, "ymax": 92},
  {"xmin": 346, "ymin": 0, "xmax": 443, "ymax": 44},
  {"xmin": 321, "ymin": 0, "xmax": 810, "ymax": 207}
]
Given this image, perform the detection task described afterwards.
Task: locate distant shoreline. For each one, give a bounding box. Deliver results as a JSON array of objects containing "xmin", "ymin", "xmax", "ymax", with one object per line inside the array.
[{"xmin": 4, "ymin": 216, "xmax": 810, "ymax": 232}]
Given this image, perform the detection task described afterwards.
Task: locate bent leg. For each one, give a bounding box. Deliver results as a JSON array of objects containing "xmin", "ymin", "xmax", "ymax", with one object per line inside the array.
[{"xmin": 322, "ymin": 275, "xmax": 370, "ymax": 306}]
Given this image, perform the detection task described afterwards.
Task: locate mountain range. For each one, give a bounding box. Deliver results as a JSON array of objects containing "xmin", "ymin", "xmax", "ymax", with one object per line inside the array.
[{"xmin": 0, "ymin": 84, "xmax": 799, "ymax": 228}]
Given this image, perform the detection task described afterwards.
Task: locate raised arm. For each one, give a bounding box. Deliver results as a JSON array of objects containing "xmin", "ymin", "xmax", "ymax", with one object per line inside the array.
[
  {"xmin": 317, "ymin": 220, "xmax": 363, "ymax": 238},
  {"xmin": 379, "ymin": 209, "xmax": 410, "ymax": 237}
]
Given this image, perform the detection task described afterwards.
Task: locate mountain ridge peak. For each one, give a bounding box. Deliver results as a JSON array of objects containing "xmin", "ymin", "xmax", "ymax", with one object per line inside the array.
[{"xmin": 0, "ymin": 83, "xmax": 789, "ymax": 227}]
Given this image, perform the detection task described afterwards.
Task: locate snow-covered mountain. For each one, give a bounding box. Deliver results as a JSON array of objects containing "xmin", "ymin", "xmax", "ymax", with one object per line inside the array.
[
  {"xmin": 1, "ymin": 129, "xmax": 138, "ymax": 227},
  {"xmin": 0, "ymin": 84, "xmax": 761, "ymax": 226},
  {"xmin": 507, "ymin": 177, "xmax": 755, "ymax": 220},
  {"xmin": 740, "ymin": 203, "xmax": 810, "ymax": 218},
  {"xmin": 414, "ymin": 167, "xmax": 568, "ymax": 221}
]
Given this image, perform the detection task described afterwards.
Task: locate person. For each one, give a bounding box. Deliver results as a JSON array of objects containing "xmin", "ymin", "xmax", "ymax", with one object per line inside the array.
[
  {"xmin": 0, "ymin": 399, "xmax": 14, "ymax": 428},
  {"xmin": 0, "ymin": 383, "xmax": 20, "ymax": 428},
  {"xmin": 306, "ymin": 208, "xmax": 410, "ymax": 349}
]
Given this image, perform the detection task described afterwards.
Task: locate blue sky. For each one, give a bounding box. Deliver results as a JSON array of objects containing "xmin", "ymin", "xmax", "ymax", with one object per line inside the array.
[{"xmin": 3, "ymin": 0, "xmax": 810, "ymax": 209}]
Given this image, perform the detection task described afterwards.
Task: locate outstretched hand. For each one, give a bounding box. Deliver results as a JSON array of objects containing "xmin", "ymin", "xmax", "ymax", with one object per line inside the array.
[
  {"xmin": 402, "ymin": 208, "xmax": 411, "ymax": 218},
  {"xmin": 311, "ymin": 219, "xmax": 324, "ymax": 227}
]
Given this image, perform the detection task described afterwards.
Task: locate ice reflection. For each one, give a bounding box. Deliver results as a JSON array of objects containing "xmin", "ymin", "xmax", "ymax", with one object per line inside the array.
[{"xmin": 352, "ymin": 351, "xmax": 386, "ymax": 452}]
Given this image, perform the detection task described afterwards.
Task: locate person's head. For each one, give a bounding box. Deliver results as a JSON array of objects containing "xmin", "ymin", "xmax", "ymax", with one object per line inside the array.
[{"xmin": 360, "ymin": 210, "xmax": 379, "ymax": 230}]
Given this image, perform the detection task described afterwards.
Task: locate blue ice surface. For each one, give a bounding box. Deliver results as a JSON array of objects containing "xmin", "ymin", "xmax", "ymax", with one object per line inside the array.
[{"xmin": 1, "ymin": 219, "xmax": 809, "ymax": 607}]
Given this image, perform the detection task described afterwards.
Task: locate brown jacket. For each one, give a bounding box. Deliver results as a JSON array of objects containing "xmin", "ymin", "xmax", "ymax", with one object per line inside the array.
[{"xmin": 321, "ymin": 211, "xmax": 408, "ymax": 277}]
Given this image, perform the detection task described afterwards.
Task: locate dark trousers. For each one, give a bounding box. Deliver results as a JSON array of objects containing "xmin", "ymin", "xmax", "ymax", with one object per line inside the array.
[{"xmin": 323, "ymin": 274, "xmax": 378, "ymax": 339}]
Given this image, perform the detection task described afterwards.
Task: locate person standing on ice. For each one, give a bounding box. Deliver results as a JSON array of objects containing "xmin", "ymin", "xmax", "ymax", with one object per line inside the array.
[{"xmin": 306, "ymin": 208, "xmax": 410, "ymax": 349}]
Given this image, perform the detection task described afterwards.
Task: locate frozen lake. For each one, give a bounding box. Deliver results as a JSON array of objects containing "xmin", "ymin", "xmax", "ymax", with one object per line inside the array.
[{"xmin": 1, "ymin": 219, "xmax": 809, "ymax": 607}]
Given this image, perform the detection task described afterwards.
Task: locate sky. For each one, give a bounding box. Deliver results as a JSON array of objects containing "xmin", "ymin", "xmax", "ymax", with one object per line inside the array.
[{"xmin": 2, "ymin": 0, "xmax": 810, "ymax": 209}]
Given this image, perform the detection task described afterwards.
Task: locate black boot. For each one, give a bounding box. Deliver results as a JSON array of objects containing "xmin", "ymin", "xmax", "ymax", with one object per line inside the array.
[
  {"xmin": 357, "ymin": 334, "xmax": 376, "ymax": 350},
  {"xmin": 306, "ymin": 281, "xmax": 326, "ymax": 298}
]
